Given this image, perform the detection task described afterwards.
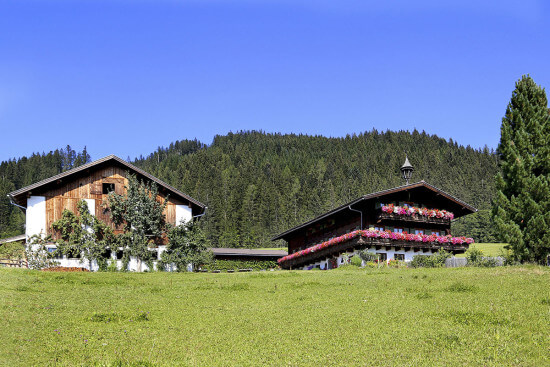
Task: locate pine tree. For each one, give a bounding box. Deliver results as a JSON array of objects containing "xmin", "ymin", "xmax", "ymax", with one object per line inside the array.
[{"xmin": 493, "ymin": 75, "xmax": 550, "ymax": 263}]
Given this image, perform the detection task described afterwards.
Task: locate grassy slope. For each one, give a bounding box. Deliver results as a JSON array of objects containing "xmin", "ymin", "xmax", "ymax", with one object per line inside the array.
[
  {"xmin": 455, "ymin": 243, "xmax": 507, "ymax": 257},
  {"xmin": 1, "ymin": 267, "xmax": 549, "ymax": 366}
]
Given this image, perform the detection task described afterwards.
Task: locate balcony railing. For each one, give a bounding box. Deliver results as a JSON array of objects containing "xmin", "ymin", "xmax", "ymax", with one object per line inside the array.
[
  {"xmin": 377, "ymin": 211, "xmax": 451, "ymax": 225},
  {"xmin": 279, "ymin": 229, "xmax": 473, "ymax": 269}
]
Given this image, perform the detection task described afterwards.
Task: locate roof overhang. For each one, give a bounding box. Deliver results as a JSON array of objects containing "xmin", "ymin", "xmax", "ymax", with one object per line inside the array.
[
  {"xmin": 7, "ymin": 155, "xmax": 206, "ymax": 213},
  {"xmin": 0, "ymin": 234, "xmax": 26, "ymax": 244},
  {"xmin": 210, "ymin": 248, "xmax": 287, "ymax": 258},
  {"xmin": 272, "ymin": 181, "xmax": 477, "ymax": 241}
]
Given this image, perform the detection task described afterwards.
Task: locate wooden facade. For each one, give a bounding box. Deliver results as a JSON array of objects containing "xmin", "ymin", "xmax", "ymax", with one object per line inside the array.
[
  {"xmin": 41, "ymin": 166, "xmax": 191, "ymax": 236},
  {"xmin": 274, "ymin": 181, "xmax": 477, "ymax": 268},
  {"xmin": 8, "ymin": 155, "xmax": 205, "ymax": 242}
]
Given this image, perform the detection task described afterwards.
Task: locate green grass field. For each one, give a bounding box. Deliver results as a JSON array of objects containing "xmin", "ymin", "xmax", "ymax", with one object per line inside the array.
[
  {"xmin": 455, "ymin": 243, "xmax": 507, "ymax": 257},
  {"xmin": 1, "ymin": 266, "xmax": 549, "ymax": 366}
]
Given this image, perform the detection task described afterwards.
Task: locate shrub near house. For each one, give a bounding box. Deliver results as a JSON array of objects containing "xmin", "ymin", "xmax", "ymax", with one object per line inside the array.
[{"xmin": 7, "ymin": 155, "xmax": 206, "ymax": 271}]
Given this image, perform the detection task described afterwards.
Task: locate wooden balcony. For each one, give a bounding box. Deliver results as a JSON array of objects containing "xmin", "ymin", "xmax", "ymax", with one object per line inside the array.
[
  {"xmin": 376, "ymin": 211, "xmax": 451, "ymax": 225},
  {"xmin": 281, "ymin": 237, "xmax": 467, "ymax": 269}
]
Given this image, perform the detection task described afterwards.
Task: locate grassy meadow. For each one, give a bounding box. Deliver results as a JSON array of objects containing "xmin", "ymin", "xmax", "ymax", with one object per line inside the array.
[
  {"xmin": 455, "ymin": 243, "xmax": 507, "ymax": 257},
  {"xmin": 1, "ymin": 266, "xmax": 549, "ymax": 366}
]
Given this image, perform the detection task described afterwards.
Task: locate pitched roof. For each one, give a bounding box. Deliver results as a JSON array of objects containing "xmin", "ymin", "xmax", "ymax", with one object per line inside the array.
[
  {"xmin": 7, "ymin": 155, "xmax": 205, "ymax": 210},
  {"xmin": 0, "ymin": 234, "xmax": 26, "ymax": 244},
  {"xmin": 271, "ymin": 181, "xmax": 477, "ymax": 241}
]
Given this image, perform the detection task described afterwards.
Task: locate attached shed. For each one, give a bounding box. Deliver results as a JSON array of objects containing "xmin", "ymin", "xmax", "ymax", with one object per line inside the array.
[{"xmin": 210, "ymin": 248, "xmax": 287, "ymax": 262}]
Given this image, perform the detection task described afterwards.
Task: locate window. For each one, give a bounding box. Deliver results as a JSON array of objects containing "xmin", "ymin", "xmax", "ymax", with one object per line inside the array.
[
  {"xmin": 375, "ymin": 226, "xmax": 385, "ymax": 232},
  {"xmin": 394, "ymin": 253, "xmax": 405, "ymax": 261},
  {"xmin": 394, "ymin": 228, "xmax": 404, "ymax": 233},
  {"xmin": 376, "ymin": 253, "xmax": 387, "ymax": 261},
  {"xmin": 102, "ymin": 248, "xmax": 112, "ymax": 259},
  {"xmin": 116, "ymin": 250, "xmax": 124, "ymax": 260},
  {"xmin": 432, "ymin": 231, "xmax": 440, "ymax": 236},
  {"xmin": 102, "ymin": 183, "xmax": 115, "ymax": 194},
  {"xmin": 149, "ymin": 249, "xmax": 159, "ymax": 260},
  {"xmin": 67, "ymin": 250, "xmax": 81, "ymax": 259},
  {"xmin": 414, "ymin": 229, "xmax": 424, "ymax": 235}
]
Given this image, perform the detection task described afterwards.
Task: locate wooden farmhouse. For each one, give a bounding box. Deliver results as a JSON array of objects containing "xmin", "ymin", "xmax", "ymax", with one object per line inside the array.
[
  {"xmin": 274, "ymin": 158, "xmax": 477, "ymax": 270},
  {"xmin": 7, "ymin": 155, "xmax": 206, "ymax": 270}
]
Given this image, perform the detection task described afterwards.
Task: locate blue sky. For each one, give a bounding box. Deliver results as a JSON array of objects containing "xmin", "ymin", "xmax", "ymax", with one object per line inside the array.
[{"xmin": 1, "ymin": 0, "xmax": 549, "ymax": 161}]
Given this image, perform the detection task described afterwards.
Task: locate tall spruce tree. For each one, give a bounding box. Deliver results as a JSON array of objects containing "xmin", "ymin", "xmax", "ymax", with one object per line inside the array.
[{"xmin": 493, "ymin": 75, "xmax": 550, "ymax": 263}]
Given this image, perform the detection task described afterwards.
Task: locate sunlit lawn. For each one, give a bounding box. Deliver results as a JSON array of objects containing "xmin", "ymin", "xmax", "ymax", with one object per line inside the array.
[
  {"xmin": 455, "ymin": 243, "xmax": 507, "ymax": 257},
  {"xmin": 1, "ymin": 265, "xmax": 549, "ymax": 366}
]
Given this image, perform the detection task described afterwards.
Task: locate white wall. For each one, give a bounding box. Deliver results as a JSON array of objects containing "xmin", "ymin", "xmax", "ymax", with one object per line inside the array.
[
  {"xmin": 298, "ymin": 246, "xmax": 435, "ymax": 270},
  {"xmin": 26, "ymin": 196, "xmax": 46, "ymax": 240},
  {"xmin": 47, "ymin": 244, "xmax": 193, "ymax": 272},
  {"xmin": 83, "ymin": 198, "xmax": 96, "ymax": 216},
  {"xmin": 175, "ymin": 204, "xmax": 192, "ymax": 226},
  {"xmin": 83, "ymin": 199, "xmax": 96, "ymax": 233}
]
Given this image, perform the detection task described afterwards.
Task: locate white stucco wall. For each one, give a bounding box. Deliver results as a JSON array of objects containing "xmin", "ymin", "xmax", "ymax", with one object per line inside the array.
[
  {"xmin": 47, "ymin": 244, "xmax": 192, "ymax": 272},
  {"xmin": 26, "ymin": 196, "xmax": 46, "ymax": 240},
  {"xmin": 82, "ymin": 199, "xmax": 96, "ymax": 233},
  {"xmin": 83, "ymin": 198, "xmax": 96, "ymax": 216},
  {"xmin": 300, "ymin": 246, "xmax": 435, "ymax": 270},
  {"xmin": 175, "ymin": 204, "xmax": 192, "ymax": 226}
]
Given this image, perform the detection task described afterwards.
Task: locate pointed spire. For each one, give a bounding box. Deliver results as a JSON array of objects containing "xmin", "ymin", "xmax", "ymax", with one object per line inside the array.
[
  {"xmin": 401, "ymin": 155, "xmax": 413, "ymax": 170},
  {"xmin": 400, "ymin": 154, "xmax": 414, "ymax": 184}
]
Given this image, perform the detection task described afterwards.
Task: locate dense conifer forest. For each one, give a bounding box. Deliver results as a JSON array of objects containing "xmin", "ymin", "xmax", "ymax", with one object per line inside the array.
[
  {"xmin": 0, "ymin": 146, "xmax": 91, "ymax": 239},
  {"xmin": 0, "ymin": 131, "xmax": 498, "ymax": 246}
]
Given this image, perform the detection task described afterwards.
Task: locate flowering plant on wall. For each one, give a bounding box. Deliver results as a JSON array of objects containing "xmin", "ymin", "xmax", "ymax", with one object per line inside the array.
[
  {"xmin": 278, "ymin": 229, "xmax": 473, "ymax": 264},
  {"xmin": 381, "ymin": 204, "xmax": 454, "ymax": 220}
]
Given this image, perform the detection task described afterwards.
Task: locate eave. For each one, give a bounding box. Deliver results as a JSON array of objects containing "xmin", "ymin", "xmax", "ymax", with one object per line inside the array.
[
  {"xmin": 272, "ymin": 181, "xmax": 477, "ymax": 241},
  {"xmin": 7, "ymin": 155, "xmax": 206, "ymax": 213}
]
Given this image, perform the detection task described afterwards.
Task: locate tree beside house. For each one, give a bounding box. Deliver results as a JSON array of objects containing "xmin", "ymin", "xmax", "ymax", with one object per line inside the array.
[{"xmin": 8, "ymin": 155, "xmax": 207, "ymax": 271}]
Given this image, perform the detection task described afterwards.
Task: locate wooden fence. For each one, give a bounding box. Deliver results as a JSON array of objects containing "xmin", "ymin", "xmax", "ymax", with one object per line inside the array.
[{"xmin": 0, "ymin": 259, "xmax": 27, "ymax": 268}]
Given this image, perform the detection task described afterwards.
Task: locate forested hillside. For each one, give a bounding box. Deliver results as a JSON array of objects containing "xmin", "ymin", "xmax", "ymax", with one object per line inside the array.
[
  {"xmin": 133, "ymin": 130, "xmax": 499, "ymax": 247},
  {"xmin": 0, "ymin": 147, "xmax": 91, "ymax": 238},
  {"xmin": 0, "ymin": 131, "xmax": 499, "ymax": 246}
]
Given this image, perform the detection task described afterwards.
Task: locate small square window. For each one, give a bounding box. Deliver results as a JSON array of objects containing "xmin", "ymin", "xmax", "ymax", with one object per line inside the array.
[
  {"xmin": 376, "ymin": 253, "xmax": 387, "ymax": 261},
  {"xmin": 394, "ymin": 254, "xmax": 405, "ymax": 261},
  {"xmin": 102, "ymin": 249, "xmax": 112, "ymax": 258},
  {"xmin": 102, "ymin": 183, "xmax": 115, "ymax": 194}
]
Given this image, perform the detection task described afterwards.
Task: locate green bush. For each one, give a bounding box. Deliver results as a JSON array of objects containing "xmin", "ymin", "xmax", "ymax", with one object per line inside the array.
[
  {"xmin": 106, "ymin": 260, "xmax": 119, "ymax": 272},
  {"xmin": 387, "ymin": 259, "xmax": 407, "ymax": 268},
  {"xmin": 364, "ymin": 261, "xmax": 378, "ymax": 268},
  {"xmin": 466, "ymin": 248, "xmax": 498, "ymax": 267},
  {"xmin": 465, "ymin": 248, "xmax": 484, "ymax": 264},
  {"xmin": 358, "ymin": 250, "xmax": 378, "ymax": 262},
  {"xmin": 350, "ymin": 256, "xmax": 362, "ymax": 267},
  {"xmin": 201, "ymin": 259, "xmax": 278, "ymax": 272},
  {"xmin": 410, "ymin": 250, "xmax": 451, "ymax": 268},
  {"xmin": 499, "ymin": 247, "xmax": 519, "ymax": 266},
  {"xmin": 0, "ymin": 242, "xmax": 25, "ymax": 259}
]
